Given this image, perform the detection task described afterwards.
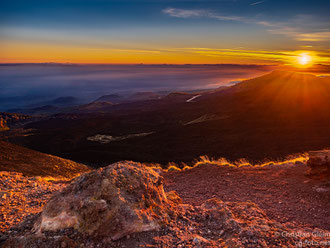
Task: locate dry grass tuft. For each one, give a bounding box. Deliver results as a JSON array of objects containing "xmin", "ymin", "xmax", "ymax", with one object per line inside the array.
[
  {"xmin": 166, "ymin": 164, "xmax": 182, "ymax": 172},
  {"xmin": 182, "ymin": 153, "xmax": 309, "ymax": 171},
  {"xmin": 146, "ymin": 153, "xmax": 309, "ymax": 173}
]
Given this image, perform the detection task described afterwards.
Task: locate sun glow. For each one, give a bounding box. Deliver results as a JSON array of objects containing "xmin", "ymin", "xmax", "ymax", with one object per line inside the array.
[
  {"xmin": 298, "ymin": 54, "xmax": 311, "ymax": 65},
  {"xmin": 296, "ymin": 53, "xmax": 313, "ymax": 67}
]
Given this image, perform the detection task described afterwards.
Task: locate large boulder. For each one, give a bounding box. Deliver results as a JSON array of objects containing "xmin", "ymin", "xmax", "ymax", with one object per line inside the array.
[
  {"xmin": 307, "ymin": 150, "xmax": 330, "ymax": 179},
  {"xmin": 32, "ymin": 162, "xmax": 171, "ymax": 240}
]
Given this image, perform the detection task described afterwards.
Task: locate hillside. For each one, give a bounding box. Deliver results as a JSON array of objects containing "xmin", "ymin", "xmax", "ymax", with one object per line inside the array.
[
  {"xmin": 5, "ymin": 70, "xmax": 330, "ymax": 166},
  {"xmin": 73, "ymin": 101, "xmax": 114, "ymax": 113},
  {"xmin": 206, "ymin": 70, "xmax": 330, "ymax": 120},
  {"xmin": 94, "ymin": 94, "xmax": 121, "ymax": 103},
  {"xmin": 0, "ymin": 113, "xmax": 31, "ymax": 131},
  {"xmin": 94, "ymin": 92, "xmax": 161, "ymax": 104},
  {"xmin": 0, "ymin": 141, "xmax": 90, "ymax": 178},
  {"xmin": 7, "ymin": 97, "xmax": 81, "ymax": 115}
]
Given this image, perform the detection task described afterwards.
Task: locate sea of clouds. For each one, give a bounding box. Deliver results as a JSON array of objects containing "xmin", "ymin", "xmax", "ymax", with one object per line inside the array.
[{"xmin": 0, "ymin": 64, "xmax": 272, "ymax": 111}]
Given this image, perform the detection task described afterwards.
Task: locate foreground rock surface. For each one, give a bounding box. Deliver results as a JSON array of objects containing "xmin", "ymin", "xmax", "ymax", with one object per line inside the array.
[
  {"xmin": 0, "ymin": 171, "xmax": 69, "ymax": 233},
  {"xmin": 2, "ymin": 161, "xmax": 330, "ymax": 247},
  {"xmin": 33, "ymin": 162, "xmax": 171, "ymax": 240},
  {"xmin": 307, "ymin": 150, "xmax": 330, "ymax": 179}
]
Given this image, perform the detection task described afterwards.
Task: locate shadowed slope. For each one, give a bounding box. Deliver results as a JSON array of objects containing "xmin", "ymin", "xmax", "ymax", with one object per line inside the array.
[{"xmin": 0, "ymin": 141, "xmax": 90, "ymax": 178}]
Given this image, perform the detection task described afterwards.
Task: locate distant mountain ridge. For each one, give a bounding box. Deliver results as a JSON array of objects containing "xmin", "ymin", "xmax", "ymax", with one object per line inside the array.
[
  {"xmin": 94, "ymin": 92, "xmax": 162, "ymax": 104},
  {"xmin": 26, "ymin": 96, "xmax": 79, "ymax": 108},
  {"xmin": 94, "ymin": 94, "xmax": 122, "ymax": 103},
  {"xmin": 7, "ymin": 96, "xmax": 81, "ymax": 115}
]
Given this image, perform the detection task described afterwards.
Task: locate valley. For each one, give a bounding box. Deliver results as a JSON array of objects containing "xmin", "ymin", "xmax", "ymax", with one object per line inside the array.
[{"xmin": 2, "ymin": 70, "xmax": 329, "ymax": 168}]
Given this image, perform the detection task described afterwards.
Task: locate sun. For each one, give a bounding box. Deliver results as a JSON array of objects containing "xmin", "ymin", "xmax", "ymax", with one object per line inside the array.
[{"xmin": 296, "ymin": 53, "xmax": 312, "ymax": 67}]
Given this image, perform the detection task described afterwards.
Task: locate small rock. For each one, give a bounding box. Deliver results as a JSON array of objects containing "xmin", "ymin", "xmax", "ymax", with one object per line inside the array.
[
  {"xmin": 193, "ymin": 235, "xmax": 209, "ymax": 244},
  {"xmin": 315, "ymin": 187, "xmax": 329, "ymax": 193},
  {"xmin": 0, "ymin": 191, "xmax": 7, "ymax": 199}
]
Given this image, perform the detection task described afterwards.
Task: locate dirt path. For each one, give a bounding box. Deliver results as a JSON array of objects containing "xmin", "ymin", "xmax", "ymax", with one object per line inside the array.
[{"xmin": 164, "ymin": 163, "xmax": 330, "ymax": 230}]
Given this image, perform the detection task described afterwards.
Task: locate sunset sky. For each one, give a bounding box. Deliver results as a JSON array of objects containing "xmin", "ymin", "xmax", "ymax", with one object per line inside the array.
[{"xmin": 1, "ymin": 0, "xmax": 330, "ymax": 65}]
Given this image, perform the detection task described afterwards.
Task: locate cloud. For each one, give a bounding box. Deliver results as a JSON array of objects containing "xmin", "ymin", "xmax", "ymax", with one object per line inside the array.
[
  {"xmin": 208, "ymin": 13, "xmax": 243, "ymax": 21},
  {"xmin": 162, "ymin": 8, "xmax": 206, "ymax": 18},
  {"xmin": 90, "ymin": 48, "xmax": 161, "ymax": 54},
  {"xmin": 170, "ymin": 47, "xmax": 330, "ymax": 65},
  {"xmin": 265, "ymin": 25, "xmax": 330, "ymax": 42},
  {"xmin": 250, "ymin": 0, "xmax": 266, "ymax": 6},
  {"xmin": 0, "ymin": 64, "xmax": 275, "ymax": 111},
  {"xmin": 179, "ymin": 48, "xmax": 295, "ymax": 62},
  {"xmin": 256, "ymin": 15, "xmax": 330, "ymax": 42},
  {"xmin": 296, "ymin": 32, "xmax": 330, "ymax": 42},
  {"xmin": 162, "ymin": 7, "xmax": 242, "ymax": 21},
  {"xmin": 163, "ymin": 8, "xmax": 330, "ymax": 43}
]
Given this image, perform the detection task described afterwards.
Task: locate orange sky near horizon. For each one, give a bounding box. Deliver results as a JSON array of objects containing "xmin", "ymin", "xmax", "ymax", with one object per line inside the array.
[
  {"xmin": 1, "ymin": 39, "xmax": 330, "ymax": 67},
  {"xmin": 1, "ymin": 1, "xmax": 330, "ymax": 67}
]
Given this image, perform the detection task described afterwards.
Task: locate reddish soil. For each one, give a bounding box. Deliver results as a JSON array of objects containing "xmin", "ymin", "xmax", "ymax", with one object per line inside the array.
[
  {"xmin": 1, "ymin": 163, "xmax": 330, "ymax": 247},
  {"xmin": 0, "ymin": 171, "xmax": 70, "ymax": 233},
  {"xmin": 164, "ymin": 163, "xmax": 330, "ymax": 230}
]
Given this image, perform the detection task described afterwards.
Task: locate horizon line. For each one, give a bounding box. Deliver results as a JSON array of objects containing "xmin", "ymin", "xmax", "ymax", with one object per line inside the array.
[
  {"xmin": 1, "ymin": 62, "xmax": 329, "ymax": 69},
  {"xmin": 0, "ymin": 62, "xmax": 279, "ymax": 66}
]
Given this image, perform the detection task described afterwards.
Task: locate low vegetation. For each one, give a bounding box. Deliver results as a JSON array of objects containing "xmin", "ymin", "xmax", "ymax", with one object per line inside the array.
[{"xmin": 163, "ymin": 154, "xmax": 309, "ymax": 172}]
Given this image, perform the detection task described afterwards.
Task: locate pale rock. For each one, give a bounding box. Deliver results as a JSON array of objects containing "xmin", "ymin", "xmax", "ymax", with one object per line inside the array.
[{"xmin": 33, "ymin": 162, "xmax": 172, "ymax": 240}]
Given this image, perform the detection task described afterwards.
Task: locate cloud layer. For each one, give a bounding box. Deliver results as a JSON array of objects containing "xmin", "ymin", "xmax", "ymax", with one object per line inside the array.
[
  {"xmin": 163, "ymin": 7, "xmax": 330, "ymax": 42},
  {"xmin": 0, "ymin": 64, "xmax": 273, "ymax": 111}
]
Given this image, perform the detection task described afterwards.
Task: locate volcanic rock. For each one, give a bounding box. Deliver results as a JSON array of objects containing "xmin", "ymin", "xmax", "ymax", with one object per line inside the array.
[
  {"xmin": 307, "ymin": 150, "xmax": 330, "ymax": 178},
  {"xmin": 3, "ymin": 161, "xmax": 330, "ymax": 247},
  {"xmin": 32, "ymin": 162, "xmax": 171, "ymax": 240}
]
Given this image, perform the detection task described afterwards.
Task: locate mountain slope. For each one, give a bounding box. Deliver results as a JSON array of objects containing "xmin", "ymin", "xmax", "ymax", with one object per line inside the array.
[
  {"xmin": 6, "ymin": 70, "xmax": 330, "ymax": 166},
  {"xmin": 0, "ymin": 141, "xmax": 90, "ymax": 177},
  {"xmin": 206, "ymin": 70, "xmax": 330, "ymax": 119},
  {"xmin": 94, "ymin": 94, "xmax": 121, "ymax": 103}
]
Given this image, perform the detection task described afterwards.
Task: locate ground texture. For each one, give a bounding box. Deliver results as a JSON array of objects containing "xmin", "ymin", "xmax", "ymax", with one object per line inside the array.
[
  {"xmin": 165, "ymin": 163, "xmax": 330, "ymax": 230},
  {"xmin": 1, "ymin": 162, "xmax": 329, "ymax": 247}
]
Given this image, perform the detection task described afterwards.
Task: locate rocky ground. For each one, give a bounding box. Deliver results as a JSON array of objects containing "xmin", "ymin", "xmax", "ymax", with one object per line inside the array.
[
  {"xmin": 165, "ymin": 162, "xmax": 330, "ymax": 230},
  {"xmin": 0, "ymin": 171, "xmax": 70, "ymax": 234},
  {"xmin": 0, "ymin": 161, "xmax": 329, "ymax": 247}
]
